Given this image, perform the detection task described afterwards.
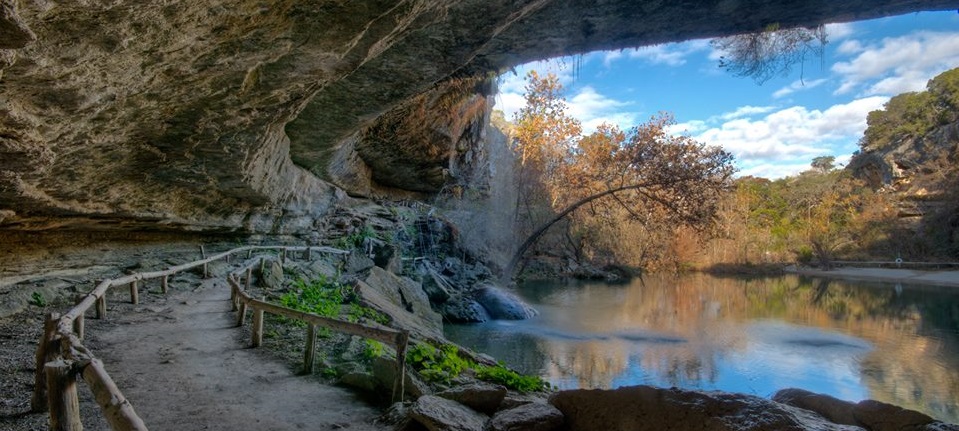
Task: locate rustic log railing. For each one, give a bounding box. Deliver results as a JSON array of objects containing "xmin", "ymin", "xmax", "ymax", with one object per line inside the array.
[
  {"xmin": 32, "ymin": 245, "xmax": 409, "ymax": 431},
  {"xmin": 225, "ymin": 260, "xmax": 410, "ymax": 401}
]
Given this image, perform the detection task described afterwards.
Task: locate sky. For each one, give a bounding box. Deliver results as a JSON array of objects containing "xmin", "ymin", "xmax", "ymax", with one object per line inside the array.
[{"xmin": 493, "ymin": 11, "xmax": 959, "ymax": 179}]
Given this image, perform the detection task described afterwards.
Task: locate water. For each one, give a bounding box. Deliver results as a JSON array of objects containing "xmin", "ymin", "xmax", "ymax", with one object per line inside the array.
[{"xmin": 445, "ymin": 274, "xmax": 959, "ymax": 423}]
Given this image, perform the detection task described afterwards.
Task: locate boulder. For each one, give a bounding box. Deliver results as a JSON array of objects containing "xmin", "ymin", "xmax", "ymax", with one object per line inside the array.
[
  {"xmin": 489, "ymin": 402, "xmax": 564, "ymax": 431},
  {"xmin": 355, "ymin": 270, "xmax": 443, "ymax": 339},
  {"xmin": 345, "ymin": 252, "xmax": 375, "ymax": 274},
  {"xmin": 773, "ymin": 388, "xmax": 957, "ymax": 431},
  {"xmin": 258, "ymin": 259, "xmax": 284, "ymax": 289},
  {"xmin": 773, "ymin": 389, "xmax": 860, "ymax": 426},
  {"xmin": 473, "ymin": 285, "xmax": 537, "ymax": 320},
  {"xmin": 371, "ymin": 356, "xmax": 432, "ymax": 399},
  {"xmin": 410, "ymin": 395, "xmax": 488, "ymax": 431},
  {"xmin": 364, "ymin": 267, "xmax": 442, "ymax": 326},
  {"xmin": 441, "ymin": 295, "xmax": 491, "ymax": 323},
  {"xmin": 437, "ymin": 382, "xmax": 507, "ymax": 414},
  {"xmin": 549, "ymin": 385, "xmax": 865, "ymax": 431},
  {"xmin": 498, "ymin": 392, "xmax": 549, "ymax": 411},
  {"xmin": 853, "ymin": 400, "xmax": 945, "ymax": 431}
]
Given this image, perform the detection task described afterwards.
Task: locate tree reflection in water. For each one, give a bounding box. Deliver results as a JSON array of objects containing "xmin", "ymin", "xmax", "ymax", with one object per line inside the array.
[{"xmin": 445, "ymin": 274, "xmax": 959, "ymax": 423}]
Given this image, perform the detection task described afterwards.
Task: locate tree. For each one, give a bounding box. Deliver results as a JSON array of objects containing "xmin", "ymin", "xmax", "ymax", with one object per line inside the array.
[
  {"xmin": 811, "ymin": 156, "xmax": 835, "ymax": 174},
  {"xmin": 505, "ymin": 114, "xmax": 736, "ymax": 277},
  {"xmin": 712, "ymin": 24, "xmax": 827, "ymax": 84}
]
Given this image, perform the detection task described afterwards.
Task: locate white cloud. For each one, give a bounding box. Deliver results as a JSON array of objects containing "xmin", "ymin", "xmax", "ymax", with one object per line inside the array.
[
  {"xmin": 567, "ymin": 86, "xmax": 637, "ymax": 134},
  {"xmin": 832, "ymin": 31, "xmax": 959, "ymax": 96},
  {"xmin": 773, "ymin": 78, "xmax": 829, "ymax": 99},
  {"xmin": 712, "ymin": 105, "xmax": 777, "ymax": 122},
  {"xmin": 666, "ymin": 120, "xmax": 708, "ymax": 136},
  {"xmin": 824, "ymin": 22, "xmax": 856, "ymax": 41},
  {"xmin": 600, "ymin": 39, "xmax": 711, "ymax": 67},
  {"xmin": 738, "ymin": 162, "xmax": 813, "ymax": 179},
  {"xmin": 690, "ymin": 97, "xmax": 888, "ymax": 171},
  {"xmin": 836, "ymin": 39, "xmax": 864, "ymax": 55}
]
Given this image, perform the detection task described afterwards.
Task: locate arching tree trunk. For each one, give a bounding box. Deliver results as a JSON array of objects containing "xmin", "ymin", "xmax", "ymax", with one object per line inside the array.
[{"xmin": 503, "ymin": 183, "xmax": 649, "ymax": 279}]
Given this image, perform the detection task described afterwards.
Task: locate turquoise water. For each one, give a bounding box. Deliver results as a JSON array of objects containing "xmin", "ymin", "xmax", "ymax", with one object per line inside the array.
[{"xmin": 445, "ymin": 274, "xmax": 959, "ymax": 423}]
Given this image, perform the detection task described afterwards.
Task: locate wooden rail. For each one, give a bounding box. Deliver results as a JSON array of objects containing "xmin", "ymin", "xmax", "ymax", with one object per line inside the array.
[
  {"xmin": 226, "ymin": 269, "xmax": 410, "ymax": 399},
  {"xmin": 31, "ymin": 244, "xmax": 415, "ymax": 431}
]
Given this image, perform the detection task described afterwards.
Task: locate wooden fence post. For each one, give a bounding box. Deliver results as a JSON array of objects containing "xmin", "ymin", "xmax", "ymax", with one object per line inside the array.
[
  {"xmin": 129, "ymin": 281, "xmax": 138, "ymax": 305},
  {"xmin": 230, "ymin": 283, "xmax": 238, "ymax": 312},
  {"xmin": 200, "ymin": 245, "xmax": 209, "ymax": 278},
  {"xmin": 236, "ymin": 302, "xmax": 247, "ymax": 327},
  {"xmin": 72, "ymin": 296, "xmax": 84, "ymax": 340},
  {"xmin": 303, "ymin": 325, "xmax": 317, "ymax": 375},
  {"xmin": 245, "ymin": 267, "xmax": 252, "ymax": 291},
  {"xmin": 247, "ymin": 249, "xmax": 252, "ymax": 259},
  {"xmin": 161, "ymin": 275, "xmax": 169, "ymax": 294},
  {"xmin": 95, "ymin": 295, "xmax": 106, "ymax": 320},
  {"xmin": 307, "ymin": 247, "xmax": 312, "ymax": 260},
  {"xmin": 281, "ymin": 249, "xmax": 286, "ymax": 265},
  {"xmin": 45, "ymin": 359, "xmax": 82, "ymax": 431},
  {"xmin": 393, "ymin": 330, "xmax": 410, "ymax": 402},
  {"xmin": 31, "ymin": 312, "xmax": 61, "ymax": 412},
  {"xmin": 251, "ymin": 307, "xmax": 264, "ymax": 347}
]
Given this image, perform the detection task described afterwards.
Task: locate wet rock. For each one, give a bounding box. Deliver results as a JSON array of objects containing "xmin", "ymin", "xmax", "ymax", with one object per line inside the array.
[
  {"xmin": 473, "ymin": 285, "xmax": 537, "ymax": 320},
  {"xmin": 550, "ymin": 385, "xmax": 864, "ymax": 431},
  {"xmin": 498, "ymin": 392, "xmax": 549, "ymax": 411},
  {"xmin": 436, "ymin": 382, "xmax": 507, "ymax": 414},
  {"xmin": 489, "ymin": 402, "xmax": 564, "ymax": 431},
  {"xmin": 410, "ymin": 395, "xmax": 488, "ymax": 431},
  {"xmin": 441, "ymin": 294, "xmax": 490, "ymax": 323},
  {"xmin": 421, "ymin": 269, "xmax": 452, "ymax": 304}
]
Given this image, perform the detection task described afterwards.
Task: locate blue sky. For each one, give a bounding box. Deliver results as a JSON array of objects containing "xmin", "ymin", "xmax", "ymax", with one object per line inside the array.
[{"xmin": 494, "ymin": 11, "xmax": 959, "ymax": 179}]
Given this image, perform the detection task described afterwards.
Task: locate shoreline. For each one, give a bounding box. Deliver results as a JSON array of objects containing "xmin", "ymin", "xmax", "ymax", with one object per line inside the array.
[{"xmin": 784, "ymin": 265, "xmax": 959, "ymax": 287}]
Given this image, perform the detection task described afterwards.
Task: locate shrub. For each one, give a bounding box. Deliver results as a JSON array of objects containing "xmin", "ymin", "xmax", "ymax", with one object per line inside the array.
[{"xmin": 475, "ymin": 363, "xmax": 551, "ymax": 393}]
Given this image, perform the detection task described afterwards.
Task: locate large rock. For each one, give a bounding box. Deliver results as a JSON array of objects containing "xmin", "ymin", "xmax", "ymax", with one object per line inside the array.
[
  {"xmin": 355, "ymin": 267, "xmax": 443, "ymax": 339},
  {"xmin": 410, "ymin": 395, "xmax": 488, "ymax": 431},
  {"xmin": 436, "ymin": 382, "xmax": 507, "ymax": 414},
  {"xmin": 441, "ymin": 294, "xmax": 491, "ymax": 323},
  {"xmin": 489, "ymin": 402, "xmax": 564, "ymax": 431},
  {"xmin": 549, "ymin": 385, "xmax": 865, "ymax": 431},
  {"xmin": 773, "ymin": 388, "xmax": 958, "ymax": 431},
  {"xmin": 473, "ymin": 285, "xmax": 537, "ymax": 320},
  {"xmin": 1, "ymin": 0, "xmax": 950, "ymax": 233}
]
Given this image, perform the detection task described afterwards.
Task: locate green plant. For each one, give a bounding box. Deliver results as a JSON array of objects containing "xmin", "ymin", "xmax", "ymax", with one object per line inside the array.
[
  {"xmin": 363, "ymin": 340, "xmax": 385, "ymax": 360},
  {"xmin": 475, "ymin": 363, "xmax": 551, "ymax": 393},
  {"xmin": 347, "ymin": 303, "xmax": 390, "ymax": 325},
  {"xmin": 29, "ymin": 292, "xmax": 46, "ymax": 307},
  {"xmin": 278, "ymin": 276, "xmax": 346, "ymax": 324},
  {"xmin": 407, "ymin": 343, "xmax": 473, "ymax": 384}
]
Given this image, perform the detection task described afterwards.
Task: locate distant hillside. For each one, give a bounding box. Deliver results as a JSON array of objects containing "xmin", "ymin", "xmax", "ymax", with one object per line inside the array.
[{"xmin": 848, "ymin": 67, "xmax": 959, "ymax": 257}]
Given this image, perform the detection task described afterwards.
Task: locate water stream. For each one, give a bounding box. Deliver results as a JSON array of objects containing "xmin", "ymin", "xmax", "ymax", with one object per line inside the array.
[{"xmin": 445, "ymin": 273, "xmax": 959, "ymax": 423}]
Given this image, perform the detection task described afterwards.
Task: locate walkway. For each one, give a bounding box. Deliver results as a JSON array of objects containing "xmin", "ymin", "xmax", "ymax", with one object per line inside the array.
[{"xmin": 87, "ymin": 276, "xmax": 386, "ymax": 431}]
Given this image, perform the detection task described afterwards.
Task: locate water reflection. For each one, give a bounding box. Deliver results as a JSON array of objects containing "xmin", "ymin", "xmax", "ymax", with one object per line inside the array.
[{"xmin": 445, "ymin": 274, "xmax": 959, "ymax": 423}]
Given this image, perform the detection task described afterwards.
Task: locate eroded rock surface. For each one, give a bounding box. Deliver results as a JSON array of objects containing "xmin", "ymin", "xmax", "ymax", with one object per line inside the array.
[{"xmin": 2, "ymin": 1, "xmax": 954, "ymax": 233}]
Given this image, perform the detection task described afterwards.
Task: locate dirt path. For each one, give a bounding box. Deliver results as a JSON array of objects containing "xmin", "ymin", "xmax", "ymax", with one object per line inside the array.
[{"xmin": 88, "ymin": 277, "xmax": 386, "ymax": 431}]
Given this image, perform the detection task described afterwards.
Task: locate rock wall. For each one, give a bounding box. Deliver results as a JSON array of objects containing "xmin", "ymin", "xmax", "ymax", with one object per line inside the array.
[{"xmin": 1, "ymin": 0, "xmax": 955, "ymax": 233}]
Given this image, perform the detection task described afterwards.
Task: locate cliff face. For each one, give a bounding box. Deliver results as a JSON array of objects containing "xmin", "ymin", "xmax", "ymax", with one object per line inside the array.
[{"xmin": 1, "ymin": 0, "xmax": 955, "ymax": 233}]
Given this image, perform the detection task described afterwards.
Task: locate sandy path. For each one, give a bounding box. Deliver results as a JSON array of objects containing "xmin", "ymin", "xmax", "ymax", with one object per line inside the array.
[{"xmin": 88, "ymin": 278, "xmax": 386, "ymax": 431}]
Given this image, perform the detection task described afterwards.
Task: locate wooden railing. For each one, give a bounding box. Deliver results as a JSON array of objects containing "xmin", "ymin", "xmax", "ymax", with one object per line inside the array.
[
  {"xmin": 32, "ymin": 245, "xmax": 409, "ymax": 431},
  {"xmin": 226, "ymin": 261, "xmax": 410, "ymax": 400}
]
